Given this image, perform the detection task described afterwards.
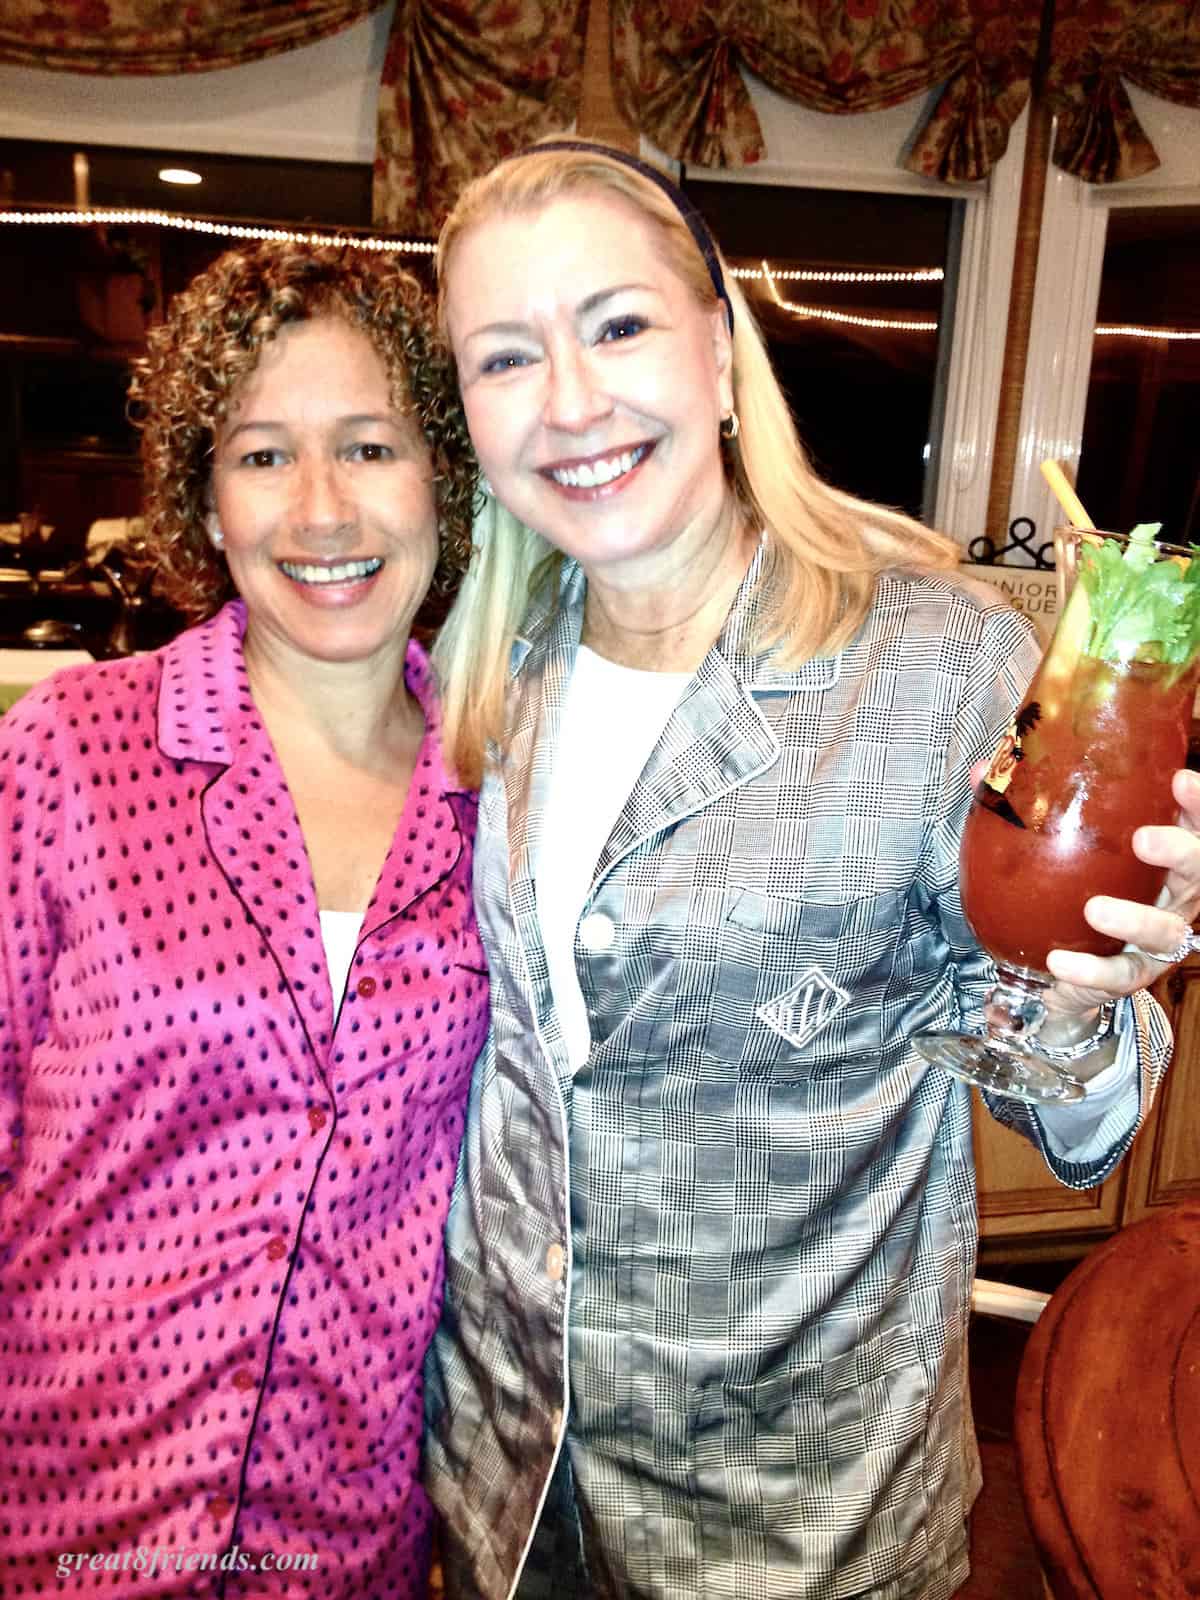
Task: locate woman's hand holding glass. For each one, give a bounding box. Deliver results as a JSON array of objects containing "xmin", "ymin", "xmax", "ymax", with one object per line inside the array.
[
  {"xmin": 917, "ymin": 528, "xmax": 1200, "ymax": 1103},
  {"xmin": 1042, "ymin": 764, "xmax": 1200, "ymax": 1024}
]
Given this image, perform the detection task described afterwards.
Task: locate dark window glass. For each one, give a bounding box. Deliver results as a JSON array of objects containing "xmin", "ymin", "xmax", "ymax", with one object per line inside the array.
[
  {"xmin": 0, "ymin": 138, "xmax": 374, "ymax": 229},
  {"xmin": 685, "ymin": 179, "xmax": 963, "ymax": 521},
  {"xmin": 0, "ymin": 139, "xmax": 431, "ymax": 534},
  {"xmin": 1076, "ymin": 206, "xmax": 1200, "ymax": 543}
]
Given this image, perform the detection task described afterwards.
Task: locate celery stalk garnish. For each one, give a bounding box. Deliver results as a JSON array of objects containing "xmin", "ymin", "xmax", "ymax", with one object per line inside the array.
[
  {"xmin": 1124, "ymin": 522, "xmax": 1161, "ymax": 568},
  {"xmin": 1076, "ymin": 527, "xmax": 1200, "ymax": 671}
]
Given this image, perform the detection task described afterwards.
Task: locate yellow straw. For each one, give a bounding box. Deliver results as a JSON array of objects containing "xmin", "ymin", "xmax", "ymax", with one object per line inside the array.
[{"xmin": 1039, "ymin": 460, "xmax": 1096, "ymax": 530}]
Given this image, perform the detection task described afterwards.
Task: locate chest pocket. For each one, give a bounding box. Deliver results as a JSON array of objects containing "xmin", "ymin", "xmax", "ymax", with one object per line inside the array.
[{"xmin": 702, "ymin": 886, "xmax": 907, "ymax": 1080}]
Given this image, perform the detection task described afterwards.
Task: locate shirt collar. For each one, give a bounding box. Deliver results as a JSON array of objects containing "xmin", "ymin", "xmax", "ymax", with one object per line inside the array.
[
  {"xmin": 513, "ymin": 537, "xmax": 841, "ymax": 693},
  {"xmin": 156, "ymin": 600, "xmax": 248, "ymax": 764},
  {"xmin": 156, "ymin": 600, "xmax": 444, "ymax": 765}
]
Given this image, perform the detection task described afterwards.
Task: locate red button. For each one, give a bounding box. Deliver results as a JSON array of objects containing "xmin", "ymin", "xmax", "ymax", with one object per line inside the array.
[
  {"xmin": 232, "ymin": 1369, "xmax": 256, "ymax": 1392},
  {"xmin": 307, "ymin": 1107, "xmax": 328, "ymax": 1133},
  {"xmin": 356, "ymin": 976, "xmax": 377, "ymax": 999},
  {"xmin": 265, "ymin": 1236, "xmax": 287, "ymax": 1261},
  {"xmin": 207, "ymin": 1496, "xmax": 233, "ymax": 1521}
]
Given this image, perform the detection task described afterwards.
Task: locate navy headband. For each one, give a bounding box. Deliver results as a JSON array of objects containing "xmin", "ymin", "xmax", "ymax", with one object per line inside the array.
[{"xmin": 508, "ymin": 138, "xmax": 734, "ymax": 336}]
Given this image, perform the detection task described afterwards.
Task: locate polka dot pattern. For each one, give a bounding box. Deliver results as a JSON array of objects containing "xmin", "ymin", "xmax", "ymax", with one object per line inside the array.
[{"xmin": 0, "ymin": 602, "xmax": 489, "ymax": 1596}]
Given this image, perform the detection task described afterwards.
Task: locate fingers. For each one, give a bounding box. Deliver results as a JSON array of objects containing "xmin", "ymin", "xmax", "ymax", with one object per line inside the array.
[
  {"xmin": 1044, "ymin": 946, "xmax": 1146, "ymax": 1000},
  {"xmin": 1132, "ymin": 765, "xmax": 1200, "ymax": 855},
  {"xmin": 1130, "ymin": 770, "xmax": 1200, "ymax": 925},
  {"xmin": 1036, "ymin": 769, "xmax": 1200, "ymax": 1010},
  {"xmin": 1083, "ymin": 894, "xmax": 1191, "ymax": 959},
  {"xmin": 1131, "ymin": 821, "xmax": 1200, "ymax": 880},
  {"xmin": 1172, "ymin": 764, "xmax": 1200, "ymax": 825},
  {"xmin": 1043, "ymin": 889, "xmax": 1192, "ymax": 1002}
]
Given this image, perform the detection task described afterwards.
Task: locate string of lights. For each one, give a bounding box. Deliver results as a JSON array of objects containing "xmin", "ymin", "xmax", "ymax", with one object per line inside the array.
[
  {"xmin": 758, "ymin": 259, "xmax": 939, "ymax": 332},
  {"xmin": 1094, "ymin": 323, "xmax": 1200, "ymax": 342},
  {"xmin": 3, "ymin": 211, "xmax": 1196, "ymax": 341},
  {"xmin": 755, "ymin": 260, "xmax": 1199, "ymax": 343},
  {"xmin": 730, "ymin": 263, "xmax": 943, "ymax": 285},
  {"xmin": 0, "ymin": 207, "xmax": 434, "ymax": 254}
]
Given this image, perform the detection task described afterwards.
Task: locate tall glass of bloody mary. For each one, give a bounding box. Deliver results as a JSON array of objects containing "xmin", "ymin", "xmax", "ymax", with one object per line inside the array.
[{"xmin": 915, "ymin": 526, "xmax": 1200, "ymax": 1103}]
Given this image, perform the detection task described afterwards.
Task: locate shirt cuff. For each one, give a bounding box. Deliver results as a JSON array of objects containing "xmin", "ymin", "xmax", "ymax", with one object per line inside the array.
[{"xmin": 1036, "ymin": 1002, "xmax": 1140, "ymax": 1160}]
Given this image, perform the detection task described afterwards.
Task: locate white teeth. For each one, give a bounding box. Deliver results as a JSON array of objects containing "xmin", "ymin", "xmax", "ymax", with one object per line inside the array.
[
  {"xmin": 279, "ymin": 558, "xmax": 383, "ymax": 585},
  {"xmin": 550, "ymin": 445, "xmax": 645, "ymax": 489}
]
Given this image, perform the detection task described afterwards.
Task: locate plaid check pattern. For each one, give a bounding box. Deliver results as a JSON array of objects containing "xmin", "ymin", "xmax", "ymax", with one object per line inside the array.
[{"xmin": 425, "ymin": 549, "xmax": 1171, "ymax": 1600}]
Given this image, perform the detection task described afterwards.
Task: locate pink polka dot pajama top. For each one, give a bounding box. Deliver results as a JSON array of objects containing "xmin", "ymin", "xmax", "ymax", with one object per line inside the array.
[{"xmin": 0, "ymin": 601, "xmax": 490, "ymax": 1597}]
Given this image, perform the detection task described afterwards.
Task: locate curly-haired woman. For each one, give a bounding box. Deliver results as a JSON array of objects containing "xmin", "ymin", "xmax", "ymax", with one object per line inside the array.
[{"xmin": 0, "ymin": 241, "xmax": 488, "ymax": 1597}]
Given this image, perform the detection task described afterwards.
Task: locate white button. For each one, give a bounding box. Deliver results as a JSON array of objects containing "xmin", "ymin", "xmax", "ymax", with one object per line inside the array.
[
  {"xmin": 578, "ymin": 913, "xmax": 615, "ymax": 951},
  {"xmin": 545, "ymin": 1242, "xmax": 565, "ymax": 1281},
  {"xmin": 550, "ymin": 1408, "xmax": 563, "ymax": 1434}
]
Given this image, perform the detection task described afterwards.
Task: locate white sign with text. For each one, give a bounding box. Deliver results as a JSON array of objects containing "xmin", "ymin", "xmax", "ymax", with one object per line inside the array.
[{"xmin": 960, "ymin": 563, "xmax": 1060, "ymax": 644}]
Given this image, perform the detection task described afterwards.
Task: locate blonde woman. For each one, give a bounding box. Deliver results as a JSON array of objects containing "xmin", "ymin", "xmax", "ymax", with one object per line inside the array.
[{"xmin": 424, "ymin": 141, "xmax": 1200, "ymax": 1600}]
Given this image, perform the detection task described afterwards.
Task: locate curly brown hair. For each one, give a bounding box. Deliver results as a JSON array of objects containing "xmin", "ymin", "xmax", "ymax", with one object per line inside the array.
[{"xmin": 128, "ymin": 240, "xmax": 477, "ymax": 625}]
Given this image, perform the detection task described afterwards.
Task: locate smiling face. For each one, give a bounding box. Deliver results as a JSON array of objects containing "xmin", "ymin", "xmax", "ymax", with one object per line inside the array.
[
  {"xmin": 209, "ymin": 316, "xmax": 438, "ymax": 678},
  {"xmin": 443, "ymin": 190, "xmax": 735, "ymax": 584}
]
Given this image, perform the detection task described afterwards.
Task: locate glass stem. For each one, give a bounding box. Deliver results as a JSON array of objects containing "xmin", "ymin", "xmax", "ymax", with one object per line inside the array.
[{"xmin": 982, "ymin": 964, "xmax": 1050, "ymax": 1048}]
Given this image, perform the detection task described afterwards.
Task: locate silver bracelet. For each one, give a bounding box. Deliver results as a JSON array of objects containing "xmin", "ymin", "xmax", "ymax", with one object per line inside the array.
[{"xmin": 1035, "ymin": 1001, "xmax": 1117, "ymax": 1064}]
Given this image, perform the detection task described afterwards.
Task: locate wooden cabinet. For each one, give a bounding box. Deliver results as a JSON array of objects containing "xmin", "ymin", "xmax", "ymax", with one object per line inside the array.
[
  {"xmin": 975, "ymin": 963, "xmax": 1200, "ymax": 1261},
  {"xmin": 20, "ymin": 444, "xmax": 143, "ymax": 559},
  {"xmin": 1122, "ymin": 964, "xmax": 1200, "ymax": 1220},
  {"xmin": 974, "ymin": 1109, "xmax": 1126, "ymax": 1255}
]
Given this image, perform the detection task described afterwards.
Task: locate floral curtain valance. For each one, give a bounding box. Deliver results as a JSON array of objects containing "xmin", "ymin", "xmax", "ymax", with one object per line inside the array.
[
  {"xmin": 371, "ymin": 0, "xmax": 589, "ymax": 237},
  {"xmin": 0, "ymin": 0, "xmax": 383, "ymax": 74},
  {"xmin": 368, "ymin": 0, "xmax": 1037, "ymax": 230},
  {"xmin": 3, "ymin": 0, "xmax": 1195, "ymax": 229},
  {"xmin": 609, "ymin": 0, "xmax": 1200, "ymax": 191},
  {"xmin": 610, "ymin": 0, "xmax": 1042, "ymax": 185},
  {"xmin": 1047, "ymin": 0, "xmax": 1200, "ymax": 183}
]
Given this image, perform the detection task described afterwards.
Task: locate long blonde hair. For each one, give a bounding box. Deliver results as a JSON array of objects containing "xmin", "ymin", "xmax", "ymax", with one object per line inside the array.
[{"xmin": 434, "ymin": 143, "xmax": 958, "ymax": 787}]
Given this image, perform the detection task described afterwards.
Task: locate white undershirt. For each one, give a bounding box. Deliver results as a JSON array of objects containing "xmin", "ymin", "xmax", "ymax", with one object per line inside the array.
[
  {"xmin": 536, "ymin": 645, "xmax": 690, "ymax": 1071},
  {"xmin": 319, "ymin": 909, "xmax": 365, "ymax": 1017}
]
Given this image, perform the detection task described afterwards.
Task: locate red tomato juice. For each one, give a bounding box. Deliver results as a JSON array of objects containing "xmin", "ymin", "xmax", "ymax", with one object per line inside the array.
[{"xmin": 960, "ymin": 655, "xmax": 1189, "ymax": 972}]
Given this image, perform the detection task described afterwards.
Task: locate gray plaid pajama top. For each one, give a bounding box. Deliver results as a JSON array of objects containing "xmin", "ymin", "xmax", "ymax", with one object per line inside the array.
[{"xmin": 425, "ymin": 549, "xmax": 1171, "ymax": 1600}]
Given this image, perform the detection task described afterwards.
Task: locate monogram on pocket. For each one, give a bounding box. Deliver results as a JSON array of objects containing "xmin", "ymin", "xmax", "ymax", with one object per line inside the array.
[{"xmin": 756, "ymin": 966, "xmax": 851, "ymax": 1050}]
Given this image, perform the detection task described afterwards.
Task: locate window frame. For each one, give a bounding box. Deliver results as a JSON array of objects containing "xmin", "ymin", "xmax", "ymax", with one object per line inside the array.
[
  {"xmin": 1008, "ymin": 93, "xmax": 1200, "ymax": 544},
  {"xmin": 674, "ymin": 74, "xmax": 1032, "ymax": 552}
]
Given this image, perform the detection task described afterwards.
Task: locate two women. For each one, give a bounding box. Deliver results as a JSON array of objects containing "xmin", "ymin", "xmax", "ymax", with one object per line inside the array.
[
  {"xmin": 6, "ymin": 154, "xmax": 1195, "ymax": 1600},
  {"xmin": 423, "ymin": 143, "xmax": 1200, "ymax": 1599},
  {"xmin": 0, "ymin": 243, "xmax": 486, "ymax": 1595}
]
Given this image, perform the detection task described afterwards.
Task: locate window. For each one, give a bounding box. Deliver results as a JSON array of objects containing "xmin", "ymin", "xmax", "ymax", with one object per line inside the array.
[
  {"xmin": 1075, "ymin": 205, "xmax": 1200, "ymax": 542},
  {"xmin": 686, "ymin": 179, "xmax": 964, "ymax": 521},
  {"xmin": 0, "ymin": 138, "xmax": 429, "ymax": 538}
]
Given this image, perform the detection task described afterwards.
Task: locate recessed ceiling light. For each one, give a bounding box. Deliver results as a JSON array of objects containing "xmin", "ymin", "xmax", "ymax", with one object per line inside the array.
[{"xmin": 158, "ymin": 167, "xmax": 202, "ymax": 186}]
